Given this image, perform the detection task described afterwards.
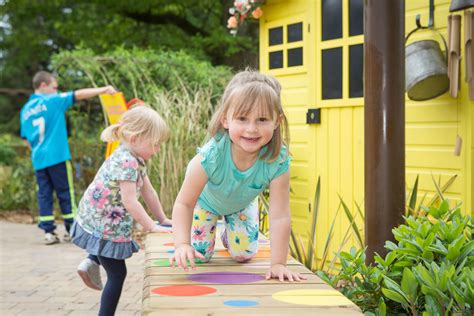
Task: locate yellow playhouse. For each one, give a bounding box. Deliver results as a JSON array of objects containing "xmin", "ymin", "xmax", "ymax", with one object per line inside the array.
[{"xmin": 259, "ymin": 0, "xmax": 473, "ymax": 260}]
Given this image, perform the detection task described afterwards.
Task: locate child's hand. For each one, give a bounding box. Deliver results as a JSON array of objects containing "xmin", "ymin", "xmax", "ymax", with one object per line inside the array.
[
  {"xmin": 169, "ymin": 244, "xmax": 206, "ymax": 272},
  {"xmin": 102, "ymin": 85, "xmax": 116, "ymax": 95},
  {"xmin": 150, "ymin": 225, "xmax": 172, "ymax": 233},
  {"xmin": 266, "ymin": 264, "xmax": 307, "ymax": 282},
  {"xmin": 159, "ymin": 218, "xmax": 172, "ymax": 227}
]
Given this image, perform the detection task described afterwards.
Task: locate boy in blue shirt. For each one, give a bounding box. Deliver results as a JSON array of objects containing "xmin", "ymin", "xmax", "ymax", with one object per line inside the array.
[{"xmin": 20, "ymin": 71, "xmax": 116, "ymax": 244}]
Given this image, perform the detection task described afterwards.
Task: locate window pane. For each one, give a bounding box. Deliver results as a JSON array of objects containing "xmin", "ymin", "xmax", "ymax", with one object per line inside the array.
[
  {"xmin": 322, "ymin": 0, "xmax": 342, "ymax": 40},
  {"xmin": 287, "ymin": 22, "xmax": 303, "ymax": 42},
  {"xmin": 269, "ymin": 27, "xmax": 283, "ymax": 46},
  {"xmin": 349, "ymin": 0, "xmax": 364, "ymax": 36},
  {"xmin": 269, "ymin": 51, "xmax": 283, "ymax": 69},
  {"xmin": 288, "ymin": 47, "xmax": 303, "ymax": 67},
  {"xmin": 322, "ymin": 47, "xmax": 342, "ymax": 99},
  {"xmin": 349, "ymin": 44, "xmax": 363, "ymax": 98}
]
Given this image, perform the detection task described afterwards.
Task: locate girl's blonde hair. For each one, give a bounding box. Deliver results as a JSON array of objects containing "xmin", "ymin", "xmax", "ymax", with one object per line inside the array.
[
  {"xmin": 101, "ymin": 105, "xmax": 169, "ymax": 148},
  {"xmin": 208, "ymin": 69, "xmax": 289, "ymax": 162}
]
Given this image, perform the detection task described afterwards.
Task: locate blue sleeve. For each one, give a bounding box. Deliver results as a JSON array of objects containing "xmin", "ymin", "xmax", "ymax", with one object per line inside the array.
[{"xmin": 47, "ymin": 91, "xmax": 75, "ymax": 112}]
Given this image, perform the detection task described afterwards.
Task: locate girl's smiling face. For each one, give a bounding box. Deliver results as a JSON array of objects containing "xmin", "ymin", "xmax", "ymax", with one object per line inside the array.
[{"xmin": 222, "ymin": 105, "xmax": 279, "ymax": 157}]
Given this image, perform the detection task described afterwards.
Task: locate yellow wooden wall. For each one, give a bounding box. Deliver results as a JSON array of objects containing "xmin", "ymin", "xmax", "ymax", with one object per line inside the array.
[{"xmin": 260, "ymin": 0, "xmax": 473, "ymax": 264}]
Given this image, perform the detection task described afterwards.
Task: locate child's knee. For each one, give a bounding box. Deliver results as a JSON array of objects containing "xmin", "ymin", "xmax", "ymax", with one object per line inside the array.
[{"xmin": 229, "ymin": 248, "xmax": 258, "ymax": 263}]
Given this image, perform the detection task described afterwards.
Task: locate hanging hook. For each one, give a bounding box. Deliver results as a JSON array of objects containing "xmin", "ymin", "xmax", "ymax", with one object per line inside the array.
[{"xmin": 416, "ymin": 0, "xmax": 435, "ymax": 29}]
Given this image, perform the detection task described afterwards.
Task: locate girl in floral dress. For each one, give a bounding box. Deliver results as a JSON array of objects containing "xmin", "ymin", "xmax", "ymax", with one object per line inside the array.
[
  {"xmin": 71, "ymin": 105, "xmax": 172, "ymax": 316},
  {"xmin": 170, "ymin": 70, "xmax": 306, "ymax": 282}
]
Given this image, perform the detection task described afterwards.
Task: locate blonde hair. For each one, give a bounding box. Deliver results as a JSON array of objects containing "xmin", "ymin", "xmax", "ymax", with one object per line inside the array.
[
  {"xmin": 101, "ymin": 105, "xmax": 169, "ymax": 148},
  {"xmin": 208, "ymin": 69, "xmax": 289, "ymax": 162}
]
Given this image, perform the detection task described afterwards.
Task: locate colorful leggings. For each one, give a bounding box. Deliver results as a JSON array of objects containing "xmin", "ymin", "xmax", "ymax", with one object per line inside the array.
[{"xmin": 191, "ymin": 200, "xmax": 259, "ymax": 262}]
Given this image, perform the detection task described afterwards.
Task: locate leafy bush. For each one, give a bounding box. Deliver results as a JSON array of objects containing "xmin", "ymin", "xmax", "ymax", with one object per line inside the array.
[
  {"xmin": 317, "ymin": 200, "xmax": 473, "ymax": 315},
  {"xmin": 0, "ymin": 152, "xmax": 36, "ymax": 211},
  {"xmin": 0, "ymin": 146, "xmax": 16, "ymax": 167}
]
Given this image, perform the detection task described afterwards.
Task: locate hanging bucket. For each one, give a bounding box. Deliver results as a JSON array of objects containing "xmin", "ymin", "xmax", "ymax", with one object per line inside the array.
[{"xmin": 405, "ymin": 28, "xmax": 449, "ymax": 101}]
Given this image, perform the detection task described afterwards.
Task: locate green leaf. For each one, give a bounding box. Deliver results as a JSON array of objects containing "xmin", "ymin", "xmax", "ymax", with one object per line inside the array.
[
  {"xmin": 382, "ymin": 288, "xmax": 409, "ymax": 305},
  {"xmin": 377, "ymin": 297, "xmax": 387, "ymax": 316},
  {"xmin": 401, "ymin": 268, "xmax": 418, "ymax": 302},
  {"xmin": 407, "ymin": 175, "xmax": 419, "ymax": 216}
]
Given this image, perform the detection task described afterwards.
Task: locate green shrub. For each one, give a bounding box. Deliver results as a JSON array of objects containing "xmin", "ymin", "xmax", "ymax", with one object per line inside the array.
[
  {"xmin": 317, "ymin": 200, "xmax": 473, "ymax": 315},
  {"xmin": 0, "ymin": 146, "xmax": 16, "ymax": 167}
]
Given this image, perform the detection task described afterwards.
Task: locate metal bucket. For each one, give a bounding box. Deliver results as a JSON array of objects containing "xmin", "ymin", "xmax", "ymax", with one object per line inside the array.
[{"xmin": 405, "ymin": 30, "xmax": 449, "ymax": 101}]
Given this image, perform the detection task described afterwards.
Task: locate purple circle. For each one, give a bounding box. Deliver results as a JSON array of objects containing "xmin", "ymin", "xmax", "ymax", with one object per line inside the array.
[{"xmin": 188, "ymin": 272, "xmax": 265, "ymax": 284}]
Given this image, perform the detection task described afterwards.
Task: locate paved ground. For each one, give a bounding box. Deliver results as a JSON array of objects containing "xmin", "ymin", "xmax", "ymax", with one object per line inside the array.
[{"xmin": 0, "ymin": 221, "xmax": 144, "ymax": 315}]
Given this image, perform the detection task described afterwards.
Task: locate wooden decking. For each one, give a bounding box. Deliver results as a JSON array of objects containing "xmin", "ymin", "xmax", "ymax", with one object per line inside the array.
[{"xmin": 142, "ymin": 223, "xmax": 362, "ymax": 315}]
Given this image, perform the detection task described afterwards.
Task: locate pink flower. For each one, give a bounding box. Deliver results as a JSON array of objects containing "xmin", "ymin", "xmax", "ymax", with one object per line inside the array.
[
  {"xmin": 193, "ymin": 225, "xmax": 207, "ymax": 241},
  {"xmin": 122, "ymin": 159, "xmax": 138, "ymax": 169},
  {"xmin": 252, "ymin": 7, "xmax": 263, "ymax": 19},
  {"xmin": 89, "ymin": 181, "xmax": 111, "ymax": 209},
  {"xmin": 105, "ymin": 206, "xmax": 125, "ymax": 225},
  {"xmin": 227, "ymin": 16, "xmax": 238, "ymax": 29}
]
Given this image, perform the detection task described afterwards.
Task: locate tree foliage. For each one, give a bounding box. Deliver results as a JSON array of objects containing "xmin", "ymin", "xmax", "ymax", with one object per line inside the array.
[{"xmin": 0, "ymin": 0, "xmax": 259, "ymax": 133}]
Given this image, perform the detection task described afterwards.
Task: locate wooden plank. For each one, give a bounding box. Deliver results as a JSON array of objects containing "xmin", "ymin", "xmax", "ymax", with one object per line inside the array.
[
  {"xmin": 145, "ymin": 264, "xmax": 310, "ymax": 275},
  {"xmin": 144, "ymin": 282, "xmax": 346, "ymax": 296},
  {"xmin": 143, "ymin": 272, "xmax": 321, "ymax": 287},
  {"xmin": 143, "ymin": 295, "xmax": 358, "ymax": 312},
  {"xmin": 142, "ymin": 223, "xmax": 362, "ymax": 315},
  {"xmin": 144, "ymin": 307, "xmax": 361, "ymax": 316}
]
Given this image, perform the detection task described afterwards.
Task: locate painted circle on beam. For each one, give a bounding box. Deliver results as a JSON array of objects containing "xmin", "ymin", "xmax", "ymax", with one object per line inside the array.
[
  {"xmin": 152, "ymin": 259, "xmax": 171, "ymax": 267},
  {"xmin": 272, "ymin": 289, "xmax": 354, "ymax": 306},
  {"xmin": 152, "ymin": 285, "xmax": 217, "ymax": 296},
  {"xmin": 152, "ymin": 259, "xmax": 204, "ymax": 267},
  {"xmin": 188, "ymin": 272, "xmax": 265, "ymax": 284},
  {"xmin": 224, "ymin": 300, "xmax": 259, "ymax": 307},
  {"xmin": 215, "ymin": 250, "xmax": 231, "ymax": 257}
]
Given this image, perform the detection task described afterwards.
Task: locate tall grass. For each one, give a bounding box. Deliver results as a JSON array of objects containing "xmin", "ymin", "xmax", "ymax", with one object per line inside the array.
[
  {"xmin": 148, "ymin": 87, "xmax": 213, "ymax": 212},
  {"xmin": 51, "ymin": 48, "xmax": 230, "ymax": 214}
]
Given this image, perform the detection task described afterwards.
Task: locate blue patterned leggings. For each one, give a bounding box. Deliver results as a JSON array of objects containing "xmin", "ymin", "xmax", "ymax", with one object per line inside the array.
[{"xmin": 191, "ymin": 200, "xmax": 259, "ymax": 262}]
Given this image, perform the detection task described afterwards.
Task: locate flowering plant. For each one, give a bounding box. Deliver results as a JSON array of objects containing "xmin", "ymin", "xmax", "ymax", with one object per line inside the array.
[{"xmin": 227, "ymin": 0, "xmax": 265, "ymax": 35}]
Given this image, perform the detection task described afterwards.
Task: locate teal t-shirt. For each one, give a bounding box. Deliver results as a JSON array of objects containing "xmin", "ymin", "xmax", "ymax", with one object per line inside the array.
[
  {"xmin": 20, "ymin": 92, "xmax": 75, "ymax": 170},
  {"xmin": 195, "ymin": 133, "xmax": 290, "ymax": 216}
]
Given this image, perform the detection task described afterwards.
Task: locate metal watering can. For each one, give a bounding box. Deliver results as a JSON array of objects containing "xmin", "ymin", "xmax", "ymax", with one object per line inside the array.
[{"xmin": 405, "ymin": 27, "xmax": 449, "ymax": 101}]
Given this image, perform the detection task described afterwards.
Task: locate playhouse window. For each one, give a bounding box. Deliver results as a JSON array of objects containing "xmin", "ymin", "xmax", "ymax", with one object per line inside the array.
[
  {"xmin": 287, "ymin": 23, "xmax": 303, "ymax": 43},
  {"xmin": 349, "ymin": 44, "xmax": 363, "ymax": 97},
  {"xmin": 288, "ymin": 47, "xmax": 303, "ymax": 67},
  {"xmin": 269, "ymin": 51, "xmax": 284, "ymax": 69},
  {"xmin": 322, "ymin": 0, "xmax": 342, "ymax": 41},
  {"xmin": 349, "ymin": 0, "xmax": 364, "ymax": 36},
  {"xmin": 322, "ymin": 47, "xmax": 342, "ymax": 99},
  {"xmin": 269, "ymin": 27, "xmax": 283, "ymax": 46}
]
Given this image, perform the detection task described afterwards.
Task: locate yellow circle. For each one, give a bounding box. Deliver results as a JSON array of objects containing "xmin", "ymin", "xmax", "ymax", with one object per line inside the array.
[{"xmin": 272, "ymin": 289, "xmax": 353, "ymax": 306}]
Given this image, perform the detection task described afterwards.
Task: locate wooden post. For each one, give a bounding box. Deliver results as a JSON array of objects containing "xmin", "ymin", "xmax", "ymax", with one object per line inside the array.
[{"xmin": 364, "ymin": 0, "xmax": 405, "ymax": 263}]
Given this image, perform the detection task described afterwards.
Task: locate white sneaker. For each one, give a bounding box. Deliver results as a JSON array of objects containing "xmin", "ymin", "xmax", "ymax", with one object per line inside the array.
[
  {"xmin": 44, "ymin": 232, "xmax": 60, "ymax": 245},
  {"xmin": 63, "ymin": 232, "xmax": 72, "ymax": 242},
  {"xmin": 77, "ymin": 258, "xmax": 103, "ymax": 290}
]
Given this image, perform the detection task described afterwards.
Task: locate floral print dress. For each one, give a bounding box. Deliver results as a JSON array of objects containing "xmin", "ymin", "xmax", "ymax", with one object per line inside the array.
[{"xmin": 71, "ymin": 145, "xmax": 145, "ymax": 259}]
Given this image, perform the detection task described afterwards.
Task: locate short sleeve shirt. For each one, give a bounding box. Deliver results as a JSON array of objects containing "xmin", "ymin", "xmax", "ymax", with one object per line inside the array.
[
  {"xmin": 195, "ymin": 133, "xmax": 290, "ymax": 216},
  {"xmin": 20, "ymin": 92, "xmax": 75, "ymax": 170},
  {"xmin": 75, "ymin": 146, "xmax": 147, "ymax": 242}
]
